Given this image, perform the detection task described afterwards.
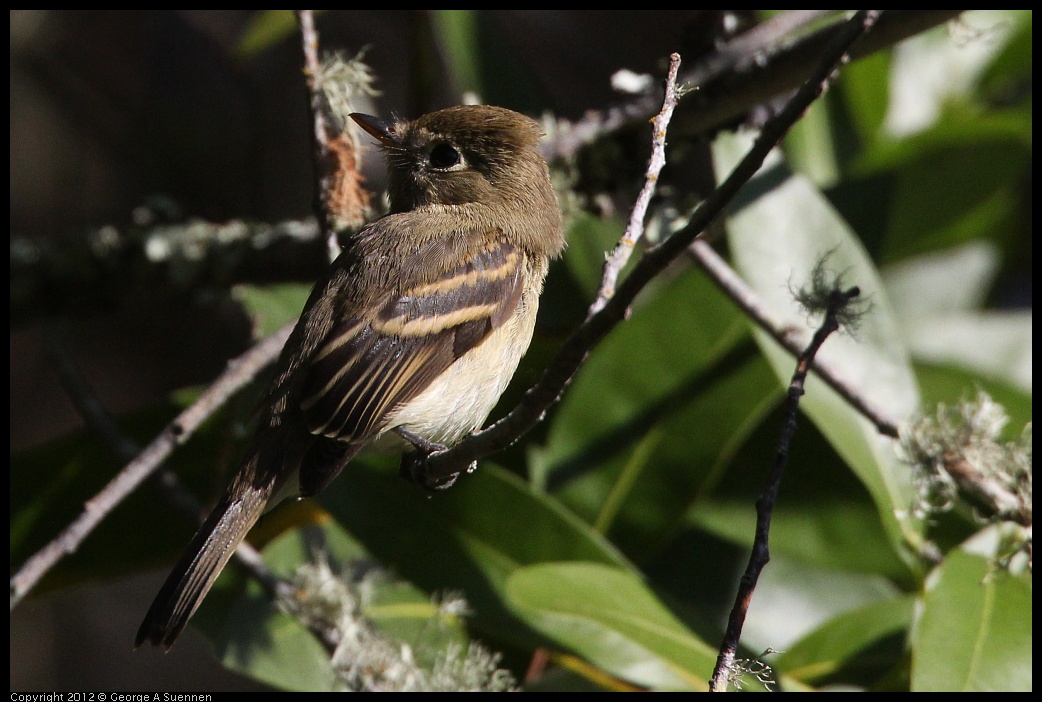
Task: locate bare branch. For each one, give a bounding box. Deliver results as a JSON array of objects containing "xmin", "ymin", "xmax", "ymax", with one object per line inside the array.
[
  {"xmin": 709, "ymin": 285, "xmax": 861, "ymax": 692},
  {"xmin": 589, "ymin": 53, "xmax": 682, "ymax": 317},
  {"xmin": 541, "ymin": 10, "xmax": 960, "ymax": 161},
  {"xmin": 297, "ymin": 9, "xmax": 341, "ymax": 261},
  {"xmin": 10, "ymin": 322, "xmax": 293, "ymax": 610},
  {"xmin": 423, "ymin": 11, "xmax": 886, "ymax": 483},
  {"xmin": 688, "ymin": 239, "xmax": 900, "ymax": 438}
]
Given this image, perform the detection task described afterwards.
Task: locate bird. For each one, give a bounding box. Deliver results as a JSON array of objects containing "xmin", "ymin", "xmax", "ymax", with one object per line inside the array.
[{"xmin": 136, "ymin": 105, "xmax": 565, "ymax": 649}]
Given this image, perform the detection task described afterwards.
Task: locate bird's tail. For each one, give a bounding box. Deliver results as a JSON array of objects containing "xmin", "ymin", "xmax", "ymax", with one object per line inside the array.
[{"xmin": 135, "ymin": 470, "xmax": 275, "ymax": 650}]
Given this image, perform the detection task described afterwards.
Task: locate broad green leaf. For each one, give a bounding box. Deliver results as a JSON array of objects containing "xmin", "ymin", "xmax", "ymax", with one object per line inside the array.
[
  {"xmin": 713, "ymin": 131, "xmax": 925, "ymax": 568},
  {"xmin": 777, "ymin": 595, "xmax": 915, "ymax": 687},
  {"xmin": 428, "ymin": 11, "xmax": 550, "ymax": 112},
  {"xmin": 216, "ymin": 578, "xmax": 339, "ymax": 691},
  {"xmin": 430, "ymin": 11, "xmax": 482, "ymax": 98},
  {"xmin": 838, "ymin": 49, "xmax": 892, "ymax": 144},
  {"xmin": 505, "ymin": 562, "xmax": 716, "ymax": 690},
  {"xmin": 206, "ymin": 520, "xmax": 472, "ymax": 690},
  {"xmin": 975, "ymin": 11, "xmax": 1032, "ymax": 102},
  {"xmin": 900, "ymin": 311, "xmax": 1031, "ymax": 393},
  {"xmin": 785, "ymin": 93, "xmax": 841, "ymax": 189},
  {"xmin": 194, "ymin": 516, "xmax": 364, "ymax": 691},
  {"xmin": 694, "ymin": 500, "xmax": 906, "ymax": 580},
  {"xmin": 560, "ymin": 211, "xmax": 627, "ymax": 299},
  {"xmin": 883, "ymin": 11, "xmax": 1023, "ymax": 138},
  {"xmin": 542, "ymin": 265, "xmax": 771, "ymax": 558},
  {"xmin": 881, "ymin": 241, "xmax": 1000, "ymax": 316},
  {"xmin": 875, "ymin": 125, "xmax": 1029, "ymax": 263},
  {"xmin": 545, "ymin": 267, "xmax": 746, "ymax": 469},
  {"xmin": 320, "ymin": 459, "xmax": 631, "ymax": 648},
  {"xmin": 732, "ymin": 553, "xmax": 901, "ymax": 656},
  {"xmin": 882, "ymin": 243, "xmax": 1032, "ymax": 392},
  {"xmin": 567, "ymin": 349, "xmax": 780, "ymax": 562},
  {"xmin": 910, "ymin": 526, "xmax": 1032, "ymax": 691}
]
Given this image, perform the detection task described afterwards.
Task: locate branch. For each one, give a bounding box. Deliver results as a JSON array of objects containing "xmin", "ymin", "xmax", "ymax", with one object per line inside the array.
[
  {"xmin": 13, "ymin": 12, "xmax": 960, "ymax": 326},
  {"xmin": 589, "ymin": 53, "xmax": 682, "ymax": 317},
  {"xmin": 9, "ymin": 322, "xmax": 293, "ymax": 610},
  {"xmin": 709, "ymin": 285, "xmax": 861, "ymax": 692},
  {"xmin": 296, "ymin": 9, "xmax": 340, "ymax": 261},
  {"xmin": 423, "ymin": 11, "xmax": 885, "ymax": 483},
  {"xmin": 10, "ymin": 216, "xmax": 327, "ymax": 326},
  {"xmin": 541, "ymin": 10, "xmax": 961, "ymax": 161},
  {"xmin": 688, "ymin": 240, "xmax": 899, "ymax": 438},
  {"xmin": 297, "ymin": 9, "xmax": 373, "ymax": 255}
]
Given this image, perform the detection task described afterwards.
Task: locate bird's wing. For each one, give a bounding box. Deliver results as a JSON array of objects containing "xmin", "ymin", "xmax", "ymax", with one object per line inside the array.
[{"xmin": 299, "ymin": 234, "xmax": 524, "ymax": 446}]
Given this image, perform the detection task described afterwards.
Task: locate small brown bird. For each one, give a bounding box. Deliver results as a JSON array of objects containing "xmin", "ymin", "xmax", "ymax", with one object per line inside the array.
[{"xmin": 136, "ymin": 105, "xmax": 565, "ymax": 649}]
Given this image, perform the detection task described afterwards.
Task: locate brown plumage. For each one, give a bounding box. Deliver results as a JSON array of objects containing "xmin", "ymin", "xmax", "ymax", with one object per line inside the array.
[{"xmin": 136, "ymin": 105, "xmax": 565, "ymax": 649}]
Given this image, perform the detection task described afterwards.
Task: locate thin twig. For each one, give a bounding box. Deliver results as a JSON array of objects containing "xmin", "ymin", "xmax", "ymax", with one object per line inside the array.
[
  {"xmin": 709, "ymin": 286, "xmax": 860, "ymax": 692},
  {"xmin": 589, "ymin": 53, "xmax": 682, "ymax": 317},
  {"xmin": 11, "ymin": 217, "xmax": 326, "ymax": 326},
  {"xmin": 423, "ymin": 10, "xmax": 885, "ymax": 483},
  {"xmin": 541, "ymin": 10, "xmax": 959, "ymax": 161},
  {"xmin": 37, "ymin": 323, "xmax": 306, "ymax": 632},
  {"xmin": 13, "ymin": 13, "xmax": 961, "ymax": 326},
  {"xmin": 9, "ymin": 323, "xmax": 293, "ymax": 610},
  {"xmin": 296, "ymin": 9, "xmax": 340, "ymax": 262},
  {"xmin": 688, "ymin": 239, "xmax": 899, "ymax": 437}
]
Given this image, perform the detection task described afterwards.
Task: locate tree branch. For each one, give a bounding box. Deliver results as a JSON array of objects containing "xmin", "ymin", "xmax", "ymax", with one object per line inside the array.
[
  {"xmin": 10, "ymin": 322, "xmax": 293, "ymax": 610},
  {"xmin": 12, "ymin": 12, "xmax": 962, "ymax": 326},
  {"xmin": 688, "ymin": 239, "xmax": 899, "ymax": 438},
  {"xmin": 709, "ymin": 285, "xmax": 861, "ymax": 692},
  {"xmin": 589, "ymin": 53, "xmax": 682, "ymax": 317},
  {"xmin": 422, "ymin": 11, "xmax": 886, "ymax": 482},
  {"xmin": 541, "ymin": 10, "xmax": 961, "ymax": 161}
]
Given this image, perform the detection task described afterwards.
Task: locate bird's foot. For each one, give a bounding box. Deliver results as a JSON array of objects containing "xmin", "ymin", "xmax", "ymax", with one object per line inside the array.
[{"xmin": 394, "ymin": 427, "xmax": 474, "ymax": 491}]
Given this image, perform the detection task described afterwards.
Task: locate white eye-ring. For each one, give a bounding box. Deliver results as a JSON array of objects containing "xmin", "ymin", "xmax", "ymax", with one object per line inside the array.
[{"xmin": 428, "ymin": 142, "xmax": 465, "ymax": 171}]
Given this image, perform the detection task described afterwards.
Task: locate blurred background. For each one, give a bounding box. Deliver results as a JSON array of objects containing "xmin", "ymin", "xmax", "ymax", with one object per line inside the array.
[
  {"xmin": 11, "ymin": 10, "xmax": 710, "ymax": 690},
  {"xmin": 10, "ymin": 10, "xmax": 1031, "ymax": 691}
]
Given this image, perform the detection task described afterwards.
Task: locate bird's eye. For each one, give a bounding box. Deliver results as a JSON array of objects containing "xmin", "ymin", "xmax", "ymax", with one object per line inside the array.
[{"xmin": 428, "ymin": 142, "xmax": 462, "ymax": 170}]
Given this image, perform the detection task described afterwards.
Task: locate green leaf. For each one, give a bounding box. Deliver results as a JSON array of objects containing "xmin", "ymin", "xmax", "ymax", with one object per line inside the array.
[
  {"xmin": 205, "ymin": 520, "xmax": 472, "ymax": 690},
  {"xmin": 900, "ymin": 311, "xmax": 1031, "ymax": 393},
  {"xmin": 777, "ymin": 595, "xmax": 915, "ymax": 687},
  {"xmin": 838, "ymin": 49, "xmax": 892, "ymax": 144},
  {"xmin": 560, "ymin": 211, "xmax": 626, "ymax": 299},
  {"xmin": 320, "ymin": 459, "xmax": 632, "ymax": 649},
  {"xmin": 975, "ymin": 11, "xmax": 1032, "ymax": 103},
  {"xmin": 542, "ymin": 265, "xmax": 773, "ymax": 559},
  {"xmin": 547, "ymin": 268, "xmax": 746, "ymax": 464},
  {"xmin": 505, "ymin": 562, "xmax": 716, "ymax": 690},
  {"xmin": 428, "ymin": 11, "xmax": 550, "ymax": 112},
  {"xmin": 882, "ymin": 243, "xmax": 1032, "ymax": 392},
  {"xmin": 910, "ymin": 526, "xmax": 1032, "ymax": 691},
  {"xmin": 693, "ymin": 499, "xmax": 907, "ymax": 580},
  {"xmin": 713, "ymin": 131, "xmax": 926, "ymax": 567},
  {"xmin": 217, "ymin": 579, "xmax": 340, "ymax": 692},
  {"xmin": 881, "ymin": 241, "xmax": 1000, "ymax": 316},
  {"xmin": 785, "ymin": 94, "xmax": 841, "ymax": 188},
  {"xmin": 430, "ymin": 11, "xmax": 482, "ymax": 97}
]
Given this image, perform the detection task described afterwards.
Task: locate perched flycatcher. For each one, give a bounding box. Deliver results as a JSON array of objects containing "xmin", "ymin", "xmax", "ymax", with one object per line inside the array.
[{"xmin": 137, "ymin": 105, "xmax": 565, "ymax": 649}]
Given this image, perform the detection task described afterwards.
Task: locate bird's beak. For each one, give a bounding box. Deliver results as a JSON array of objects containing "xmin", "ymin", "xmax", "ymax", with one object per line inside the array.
[{"xmin": 350, "ymin": 113, "xmax": 400, "ymax": 147}]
